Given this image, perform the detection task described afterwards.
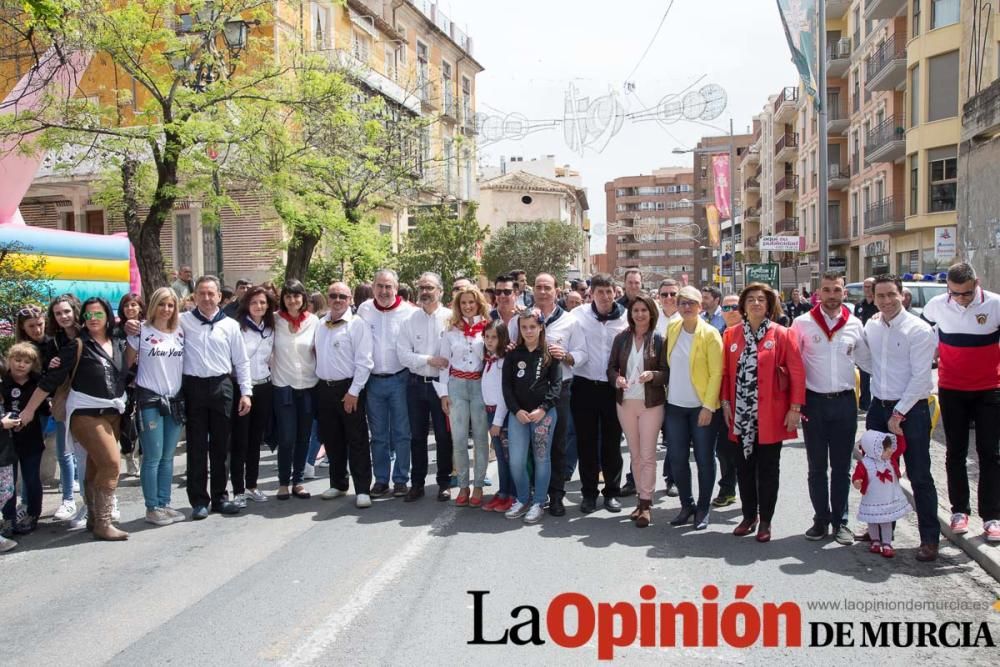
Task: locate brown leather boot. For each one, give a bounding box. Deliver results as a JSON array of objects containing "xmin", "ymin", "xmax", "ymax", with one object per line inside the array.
[
  {"xmin": 92, "ymin": 488, "xmax": 128, "ymax": 541},
  {"xmin": 636, "ymin": 499, "xmax": 652, "ymax": 528},
  {"xmin": 84, "ymin": 483, "xmax": 94, "ymax": 532}
]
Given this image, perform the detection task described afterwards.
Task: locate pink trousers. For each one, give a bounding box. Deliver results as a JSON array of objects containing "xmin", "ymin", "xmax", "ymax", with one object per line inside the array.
[{"xmin": 616, "ymin": 399, "xmax": 664, "ymax": 500}]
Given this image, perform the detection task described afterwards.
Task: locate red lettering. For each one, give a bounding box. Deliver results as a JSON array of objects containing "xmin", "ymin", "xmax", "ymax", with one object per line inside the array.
[
  {"xmin": 762, "ymin": 602, "xmax": 802, "ymax": 647},
  {"xmin": 597, "ymin": 602, "xmax": 638, "ymax": 660},
  {"xmin": 547, "ymin": 593, "xmax": 595, "ymax": 649},
  {"xmin": 702, "ymin": 585, "xmax": 720, "ymax": 647}
]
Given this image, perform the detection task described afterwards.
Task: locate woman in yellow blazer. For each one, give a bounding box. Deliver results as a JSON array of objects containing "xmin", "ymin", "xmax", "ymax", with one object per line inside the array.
[{"xmin": 664, "ymin": 286, "xmax": 724, "ymax": 530}]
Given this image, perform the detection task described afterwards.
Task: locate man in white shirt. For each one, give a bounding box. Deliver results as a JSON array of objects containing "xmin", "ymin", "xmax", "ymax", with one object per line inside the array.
[
  {"xmin": 490, "ymin": 273, "xmax": 520, "ymax": 340},
  {"xmin": 315, "ymin": 281, "xmax": 375, "ymax": 508},
  {"xmin": 792, "ymin": 272, "xmax": 870, "ymax": 545},
  {"xmin": 396, "ymin": 272, "xmax": 454, "ymax": 502},
  {"xmin": 567, "ymin": 273, "xmax": 629, "ymax": 514},
  {"xmin": 357, "ymin": 269, "xmax": 417, "ymax": 498},
  {"xmin": 179, "ymin": 275, "xmax": 251, "ymax": 519},
  {"xmin": 862, "ymin": 274, "xmax": 940, "ymax": 561}
]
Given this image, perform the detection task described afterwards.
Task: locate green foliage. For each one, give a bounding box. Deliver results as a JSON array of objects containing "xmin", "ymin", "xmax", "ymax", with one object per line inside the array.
[
  {"xmin": 395, "ymin": 204, "xmax": 486, "ymax": 288},
  {"xmin": 481, "ymin": 221, "xmax": 587, "ymax": 283},
  {"xmin": 0, "ymin": 241, "xmax": 50, "ymax": 327}
]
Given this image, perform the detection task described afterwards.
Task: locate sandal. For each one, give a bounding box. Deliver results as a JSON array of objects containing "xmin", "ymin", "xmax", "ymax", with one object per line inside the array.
[{"xmin": 292, "ymin": 485, "xmax": 311, "ymax": 499}]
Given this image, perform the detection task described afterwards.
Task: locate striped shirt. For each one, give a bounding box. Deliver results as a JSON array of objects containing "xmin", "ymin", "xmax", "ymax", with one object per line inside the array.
[{"xmin": 922, "ymin": 287, "xmax": 1000, "ymax": 391}]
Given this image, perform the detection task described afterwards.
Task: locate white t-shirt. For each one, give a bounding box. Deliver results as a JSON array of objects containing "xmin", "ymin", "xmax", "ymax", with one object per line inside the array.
[
  {"xmin": 128, "ymin": 324, "xmax": 185, "ymax": 398},
  {"xmin": 668, "ymin": 329, "xmax": 702, "ymax": 408},
  {"xmin": 624, "ymin": 340, "xmax": 645, "ymax": 400}
]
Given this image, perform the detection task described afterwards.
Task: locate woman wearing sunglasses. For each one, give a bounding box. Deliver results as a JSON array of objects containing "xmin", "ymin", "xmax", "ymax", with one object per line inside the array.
[{"xmin": 21, "ymin": 297, "xmax": 132, "ymax": 540}]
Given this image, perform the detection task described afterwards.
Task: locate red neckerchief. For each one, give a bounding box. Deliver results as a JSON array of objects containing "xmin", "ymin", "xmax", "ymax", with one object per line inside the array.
[
  {"xmin": 278, "ymin": 310, "xmax": 308, "ymax": 333},
  {"xmin": 809, "ymin": 304, "xmax": 850, "ymax": 340},
  {"xmin": 462, "ymin": 318, "xmax": 487, "ymax": 338},
  {"xmin": 484, "ymin": 353, "xmax": 498, "ymax": 373},
  {"xmin": 373, "ymin": 296, "xmax": 402, "ymax": 312}
]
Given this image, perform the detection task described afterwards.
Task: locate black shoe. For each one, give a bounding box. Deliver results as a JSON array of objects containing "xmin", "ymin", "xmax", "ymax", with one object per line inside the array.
[
  {"xmin": 392, "ymin": 483, "xmax": 409, "ymax": 498},
  {"xmin": 670, "ymin": 506, "xmax": 696, "ymax": 526},
  {"xmin": 805, "ymin": 522, "xmax": 829, "ymax": 541},
  {"xmin": 833, "ymin": 524, "xmax": 854, "ymax": 545},
  {"xmin": 548, "ymin": 497, "xmax": 566, "ymax": 517},
  {"xmin": 580, "ymin": 497, "xmax": 598, "ymax": 514},
  {"xmin": 664, "ymin": 482, "xmax": 679, "ymax": 497},
  {"xmin": 210, "ymin": 501, "xmax": 241, "ymax": 515},
  {"xmin": 603, "ymin": 497, "xmax": 622, "ymax": 513},
  {"xmin": 370, "ymin": 482, "xmax": 391, "ymax": 497},
  {"xmin": 13, "ymin": 516, "xmax": 38, "ymax": 535},
  {"xmin": 620, "ymin": 480, "xmax": 637, "ymax": 497},
  {"xmin": 694, "ymin": 509, "xmax": 709, "ymax": 530},
  {"xmin": 436, "ymin": 489, "xmax": 451, "ymax": 502},
  {"xmin": 404, "ymin": 487, "xmax": 425, "ymax": 502}
]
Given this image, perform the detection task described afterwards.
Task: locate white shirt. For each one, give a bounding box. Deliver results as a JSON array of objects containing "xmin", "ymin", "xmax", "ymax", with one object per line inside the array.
[
  {"xmin": 271, "ymin": 314, "xmax": 318, "ymax": 389},
  {"xmin": 537, "ymin": 305, "xmax": 578, "ymax": 381},
  {"xmin": 655, "ymin": 310, "xmax": 682, "ymax": 338},
  {"xmin": 862, "ymin": 308, "xmax": 936, "ymax": 415},
  {"xmin": 128, "ymin": 324, "xmax": 184, "ymax": 398},
  {"xmin": 180, "ymin": 309, "xmax": 252, "ymax": 396},
  {"xmin": 791, "ymin": 307, "xmax": 870, "ymax": 394},
  {"xmin": 667, "ymin": 328, "xmax": 702, "ymax": 408},
  {"xmin": 357, "ymin": 298, "xmax": 417, "ymax": 375},
  {"xmin": 314, "ymin": 311, "xmax": 374, "ymax": 397},
  {"xmin": 241, "ymin": 323, "xmax": 274, "ymax": 383},
  {"xmin": 438, "ymin": 317, "xmax": 486, "ymax": 398},
  {"xmin": 568, "ymin": 305, "xmax": 629, "ymax": 382},
  {"xmin": 624, "ymin": 340, "xmax": 645, "ymax": 400},
  {"xmin": 396, "ymin": 304, "xmax": 452, "ymax": 379},
  {"xmin": 480, "ymin": 356, "xmax": 507, "ymax": 427}
]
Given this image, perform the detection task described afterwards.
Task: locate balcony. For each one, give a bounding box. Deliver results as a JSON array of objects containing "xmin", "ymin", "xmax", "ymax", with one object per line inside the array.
[
  {"xmin": 744, "ymin": 176, "xmax": 760, "ymax": 192},
  {"xmin": 865, "ymin": 114, "xmax": 906, "ymax": 164},
  {"xmin": 743, "ymin": 206, "xmax": 760, "ymax": 222},
  {"xmin": 740, "ymin": 147, "xmax": 760, "ymax": 168},
  {"xmin": 829, "ymin": 215, "xmax": 851, "ymax": 244},
  {"xmin": 329, "ymin": 49, "xmax": 421, "ymax": 115},
  {"xmin": 865, "ymin": 35, "xmax": 907, "ymax": 92},
  {"xmin": 460, "ymin": 105, "xmax": 477, "ymax": 136},
  {"xmin": 827, "ymin": 38, "xmax": 852, "ymax": 78},
  {"xmin": 773, "ymin": 87, "xmax": 799, "ymax": 123},
  {"xmin": 441, "ymin": 88, "xmax": 457, "ymax": 121},
  {"xmin": 827, "ymin": 94, "xmax": 850, "ymax": 134},
  {"xmin": 865, "ymin": 0, "xmax": 907, "ymax": 20},
  {"xmin": 774, "ymin": 132, "xmax": 799, "ymax": 162},
  {"xmin": 827, "ymin": 0, "xmax": 851, "ymax": 18},
  {"xmin": 864, "ymin": 196, "xmax": 906, "ymax": 235},
  {"xmin": 775, "ymin": 216, "xmax": 799, "ymax": 234},
  {"xmin": 775, "ymin": 174, "xmax": 799, "ymax": 201},
  {"xmin": 828, "ymin": 162, "xmax": 850, "ymax": 189}
]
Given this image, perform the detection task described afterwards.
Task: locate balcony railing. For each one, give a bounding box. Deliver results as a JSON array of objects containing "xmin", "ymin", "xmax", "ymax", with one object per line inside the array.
[
  {"xmin": 827, "ymin": 37, "xmax": 852, "ymax": 61},
  {"xmin": 775, "ymin": 174, "xmax": 799, "ymax": 196},
  {"xmin": 774, "ymin": 132, "xmax": 799, "ymax": 156},
  {"xmin": 865, "ymin": 195, "xmax": 905, "ymax": 234},
  {"xmin": 744, "ymin": 177, "xmax": 760, "ymax": 190},
  {"xmin": 775, "ymin": 217, "xmax": 799, "ymax": 234},
  {"xmin": 864, "ymin": 114, "xmax": 906, "ymax": 160},
  {"xmin": 773, "ymin": 87, "xmax": 799, "ymax": 115},
  {"xmin": 442, "ymin": 88, "xmax": 456, "ymax": 119},
  {"xmin": 865, "ymin": 34, "xmax": 906, "ymax": 87},
  {"xmin": 743, "ymin": 206, "xmax": 760, "ymax": 219},
  {"xmin": 829, "ymin": 215, "xmax": 850, "ymax": 243}
]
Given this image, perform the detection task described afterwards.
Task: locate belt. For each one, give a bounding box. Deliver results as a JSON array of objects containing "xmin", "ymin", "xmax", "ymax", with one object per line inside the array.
[
  {"xmin": 318, "ymin": 378, "xmax": 352, "ymax": 387},
  {"xmin": 562, "ymin": 379, "xmax": 573, "ymax": 386},
  {"xmin": 252, "ymin": 376, "xmax": 271, "ymax": 386},
  {"xmin": 873, "ymin": 397, "xmax": 899, "ymax": 409},
  {"xmin": 411, "ymin": 374, "xmax": 438, "ymax": 383},
  {"xmin": 449, "ymin": 368, "xmax": 482, "ymax": 381},
  {"xmin": 370, "ymin": 369, "xmax": 406, "ymax": 379},
  {"xmin": 183, "ymin": 374, "xmax": 229, "ymax": 382},
  {"xmin": 573, "ymin": 377, "xmax": 610, "ymax": 386},
  {"xmin": 806, "ymin": 389, "xmax": 853, "ymax": 399}
]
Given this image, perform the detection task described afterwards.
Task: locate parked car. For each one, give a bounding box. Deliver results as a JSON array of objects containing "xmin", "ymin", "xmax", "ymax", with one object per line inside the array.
[{"xmin": 845, "ymin": 281, "xmax": 946, "ymax": 318}]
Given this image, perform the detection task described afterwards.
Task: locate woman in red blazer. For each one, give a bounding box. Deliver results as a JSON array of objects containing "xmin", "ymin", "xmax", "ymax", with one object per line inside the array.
[{"xmin": 720, "ymin": 283, "xmax": 806, "ymax": 543}]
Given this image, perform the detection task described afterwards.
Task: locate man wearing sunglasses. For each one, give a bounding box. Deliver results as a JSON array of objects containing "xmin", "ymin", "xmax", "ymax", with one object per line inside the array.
[
  {"xmin": 653, "ymin": 279, "xmax": 683, "ymax": 498},
  {"xmin": 921, "ymin": 262, "xmax": 1000, "ymax": 544},
  {"xmin": 489, "ymin": 273, "xmax": 520, "ymax": 341}
]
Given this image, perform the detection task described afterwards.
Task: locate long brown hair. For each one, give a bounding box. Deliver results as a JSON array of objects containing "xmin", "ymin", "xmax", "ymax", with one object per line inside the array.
[
  {"xmin": 515, "ymin": 311, "xmax": 551, "ymax": 367},
  {"xmin": 237, "ymin": 286, "xmax": 277, "ymax": 331}
]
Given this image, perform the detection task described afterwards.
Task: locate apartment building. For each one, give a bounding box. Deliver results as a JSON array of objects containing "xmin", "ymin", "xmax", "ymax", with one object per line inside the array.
[
  {"xmin": 604, "ymin": 168, "xmax": 697, "ymax": 288},
  {"xmin": 737, "ymin": 119, "xmax": 764, "ymax": 272}
]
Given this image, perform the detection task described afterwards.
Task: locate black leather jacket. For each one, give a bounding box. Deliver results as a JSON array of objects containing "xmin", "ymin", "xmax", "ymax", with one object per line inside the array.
[{"xmin": 39, "ymin": 331, "xmax": 130, "ymax": 399}]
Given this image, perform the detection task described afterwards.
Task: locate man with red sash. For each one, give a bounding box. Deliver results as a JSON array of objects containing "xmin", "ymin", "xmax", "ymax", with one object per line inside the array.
[{"xmin": 791, "ymin": 272, "xmax": 871, "ymax": 545}]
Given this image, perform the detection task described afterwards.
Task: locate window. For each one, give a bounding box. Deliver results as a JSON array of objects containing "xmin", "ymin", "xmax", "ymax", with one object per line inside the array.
[
  {"xmin": 655, "ymin": 202, "xmax": 665, "ymax": 210},
  {"xmin": 912, "ymin": 0, "xmax": 921, "ymax": 36},
  {"xmin": 461, "ymin": 76, "xmax": 472, "ymax": 124},
  {"xmin": 928, "ymin": 146, "xmax": 957, "ymax": 212},
  {"xmin": 351, "ymin": 28, "xmax": 371, "ymax": 63},
  {"xmin": 927, "ymin": 51, "xmax": 959, "ymax": 121},
  {"xmin": 852, "ymin": 69, "xmax": 860, "ymax": 112},
  {"xmin": 379, "ymin": 224, "xmax": 392, "ymax": 235},
  {"xmin": 384, "ymin": 45, "xmax": 396, "ymax": 80},
  {"xmin": 310, "ymin": 2, "xmax": 333, "ymax": 51},
  {"xmin": 416, "ymin": 41, "xmax": 429, "ymax": 100},
  {"xmin": 175, "ymin": 214, "xmax": 193, "ymax": 268},
  {"xmin": 637, "ymin": 186, "xmax": 665, "ymax": 195},
  {"xmin": 396, "ymin": 25, "xmax": 408, "ymax": 65},
  {"xmin": 851, "ymin": 191, "xmax": 859, "ymax": 235},
  {"xmin": 201, "ymin": 221, "xmax": 219, "ymax": 276},
  {"xmin": 862, "ymin": 186, "xmax": 871, "ymax": 230},
  {"xmin": 897, "ymin": 250, "xmax": 919, "ymax": 273},
  {"xmin": 910, "ymin": 65, "xmax": 920, "ymax": 127},
  {"xmin": 909, "ymin": 155, "xmax": 919, "ymax": 215},
  {"xmin": 443, "ymin": 138, "xmax": 454, "ymax": 195},
  {"xmin": 931, "ymin": 0, "xmax": 959, "ymax": 29}
]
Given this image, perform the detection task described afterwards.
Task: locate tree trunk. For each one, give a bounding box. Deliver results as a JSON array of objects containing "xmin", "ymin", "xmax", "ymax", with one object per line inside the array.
[
  {"xmin": 284, "ymin": 228, "xmax": 321, "ymax": 283},
  {"xmin": 130, "ymin": 132, "xmax": 181, "ymax": 298}
]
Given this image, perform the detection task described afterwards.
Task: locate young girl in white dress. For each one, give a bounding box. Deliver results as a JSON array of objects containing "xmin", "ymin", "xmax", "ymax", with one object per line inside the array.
[{"xmin": 852, "ymin": 430, "xmax": 912, "ymax": 558}]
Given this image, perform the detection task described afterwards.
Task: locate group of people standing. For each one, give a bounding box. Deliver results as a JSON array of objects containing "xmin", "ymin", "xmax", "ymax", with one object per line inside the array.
[{"xmin": 0, "ymin": 261, "xmax": 996, "ymax": 562}]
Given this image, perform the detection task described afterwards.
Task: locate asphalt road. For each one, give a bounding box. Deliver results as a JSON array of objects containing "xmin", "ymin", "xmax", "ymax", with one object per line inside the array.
[{"xmin": 3, "ymin": 427, "xmax": 998, "ymax": 665}]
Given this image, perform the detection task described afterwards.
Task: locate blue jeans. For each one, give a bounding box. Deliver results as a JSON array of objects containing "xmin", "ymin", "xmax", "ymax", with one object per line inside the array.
[
  {"xmin": 802, "ymin": 390, "xmax": 858, "ymax": 528},
  {"xmin": 273, "ymin": 385, "xmax": 315, "ymax": 486},
  {"xmin": 486, "ymin": 406, "xmax": 514, "ymax": 498},
  {"xmin": 507, "ymin": 408, "xmax": 557, "ymax": 506},
  {"xmin": 666, "ymin": 404, "xmax": 717, "ymax": 513},
  {"xmin": 54, "ymin": 419, "xmax": 77, "ymax": 501},
  {"xmin": 306, "ymin": 419, "xmax": 322, "ymax": 466},
  {"xmin": 138, "ymin": 406, "xmax": 182, "ymax": 509},
  {"xmin": 563, "ymin": 409, "xmax": 578, "ymax": 480},
  {"xmin": 867, "ymin": 399, "xmax": 939, "ymax": 545},
  {"xmin": 448, "ymin": 377, "xmax": 489, "ymax": 488},
  {"xmin": 661, "ymin": 411, "xmax": 675, "ymax": 484},
  {"xmin": 366, "ymin": 371, "xmax": 411, "ymax": 485}
]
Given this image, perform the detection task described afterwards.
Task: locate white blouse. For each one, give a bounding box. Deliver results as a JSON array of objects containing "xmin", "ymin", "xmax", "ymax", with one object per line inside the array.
[
  {"xmin": 241, "ymin": 322, "xmax": 275, "ymax": 383},
  {"xmin": 623, "ymin": 339, "xmax": 645, "ymax": 400},
  {"xmin": 271, "ymin": 314, "xmax": 318, "ymax": 390},
  {"xmin": 437, "ymin": 317, "xmax": 486, "ymax": 397}
]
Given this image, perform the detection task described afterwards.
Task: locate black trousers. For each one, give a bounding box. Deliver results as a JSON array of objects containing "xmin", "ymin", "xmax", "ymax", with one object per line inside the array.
[
  {"xmin": 712, "ymin": 412, "xmax": 736, "ymax": 496},
  {"xmin": 184, "ymin": 375, "xmax": 234, "ymax": 507},
  {"xmin": 316, "ymin": 380, "xmax": 372, "ymax": 493},
  {"xmin": 548, "ymin": 380, "xmax": 572, "ymax": 501},
  {"xmin": 571, "ymin": 377, "xmax": 622, "ymax": 499},
  {"xmin": 940, "ymin": 387, "xmax": 1000, "ymax": 521},
  {"xmin": 407, "ymin": 375, "xmax": 452, "ymax": 490},
  {"xmin": 231, "ymin": 381, "xmax": 272, "ymax": 493},
  {"xmin": 732, "ymin": 439, "xmax": 782, "ymax": 522}
]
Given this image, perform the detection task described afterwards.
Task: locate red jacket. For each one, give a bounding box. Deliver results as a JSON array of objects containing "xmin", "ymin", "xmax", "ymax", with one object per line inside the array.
[{"xmin": 721, "ymin": 323, "xmax": 806, "ymax": 445}]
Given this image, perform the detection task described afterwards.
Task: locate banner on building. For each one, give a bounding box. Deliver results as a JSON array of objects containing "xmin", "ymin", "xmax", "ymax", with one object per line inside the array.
[
  {"xmin": 759, "ymin": 235, "xmax": 805, "ymax": 252},
  {"xmin": 775, "ymin": 0, "xmax": 819, "ymax": 107},
  {"xmin": 711, "ymin": 154, "xmax": 731, "ymax": 220},
  {"xmin": 934, "ymin": 226, "xmax": 957, "ymax": 260},
  {"xmin": 706, "ymin": 204, "xmax": 721, "ymax": 246}
]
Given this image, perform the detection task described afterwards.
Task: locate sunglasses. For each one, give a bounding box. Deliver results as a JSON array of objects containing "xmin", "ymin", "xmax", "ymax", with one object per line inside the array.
[
  {"xmin": 17, "ymin": 307, "xmax": 42, "ymax": 318},
  {"xmin": 659, "ymin": 291, "xmax": 678, "ymax": 298},
  {"xmin": 722, "ymin": 305, "xmax": 737, "ymax": 312},
  {"xmin": 495, "ymin": 288, "xmax": 514, "ymax": 296},
  {"xmin": 82, "ymin": 311, "xmax": 107, "ymax": 321},
  {"xmin": 327, "ymin": 293, "xmax": 350, "ymax": 301},
  {"xmin": 678, "ymin": 300, "xmax": 699, "ymax": 308}
]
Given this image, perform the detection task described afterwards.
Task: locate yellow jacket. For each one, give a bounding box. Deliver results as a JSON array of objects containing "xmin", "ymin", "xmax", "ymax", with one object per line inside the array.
[{"xmin": 665, "ymin": 318, "xmax": 724, "ymax": 411}]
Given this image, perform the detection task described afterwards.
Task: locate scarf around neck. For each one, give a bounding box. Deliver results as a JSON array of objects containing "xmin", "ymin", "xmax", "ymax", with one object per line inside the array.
[
  {"xmin": 244, "ymin": 316, "xmax": 270, "ymax": 338},
  {"xmin": 461, "ymin": 317, "xmax": 487, "ymax": 338},
  {"xmin": 278, "ymin": 310, "xmax": 308, "ymax": 333},
  {"xmin": 734, "ymin": 317, "xmax": 770, "ymax": 459},
  {"xmin": 373, "ymin": 295, "xmax": 403, "ymax": 312},
  {"xmin": 809, "ymin": 304, "xmax": 850, "ymax": 340},
  {"xmin": 193, "ymin": 308, "xmax": 226, "ymax": 329},
  {"xmin": 592, "ymin": 301, "xmax": 625, "ymax": 323}
]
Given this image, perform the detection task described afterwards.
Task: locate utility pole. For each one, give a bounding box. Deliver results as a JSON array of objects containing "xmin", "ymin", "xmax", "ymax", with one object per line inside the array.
[{"xmin": 817, "ymin": 0, "xmax": 830, "ymax": 279}]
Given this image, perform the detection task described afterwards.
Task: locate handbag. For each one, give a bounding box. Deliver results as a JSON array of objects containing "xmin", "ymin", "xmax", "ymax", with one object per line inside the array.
[{"xmin": 50, "ymin": 338, "xmax": 83, "ymax": 423}]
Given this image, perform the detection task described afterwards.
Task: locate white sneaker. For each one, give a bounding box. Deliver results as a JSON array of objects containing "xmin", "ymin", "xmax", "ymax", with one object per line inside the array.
[
  {"xmin": 126, "ymin": 458, "xmax": 139, "ymax": 476},
  {"xmin": 322, "ymin": 487, "xmax": 346, "ymax": 500},
  {"xmin": 355, "ymin": 493, "xmax": 372, "ymax": 509},
  {"xmin": 162, "ymin": 506, "xmax": 186, "ymax": 523},
  {"xmin": 145, "ymin": 508, "xmax": 173, "ymax": 527},
  {"xmin": 317, "ymin": 457, "xmax": 330, "ymax": 468},
  {"xmin": 54, "ymin": 499, "xmax": 77, "ymax": 521},
  {"xmin": 72, "ymin": 480, "xmax": 80, "ymax": 493},
  {"xmin": 505, "ymin": 501, "xmax": 528, "ymax": 519},
  {"xmin": 524, "ymin": 503, "xmax": 544, "ymax": 524},
  {"xmin": 0, "ymin": 535, "xmax": 17, "ymax": 552},
  {"xmin": 111, "ymin": 495, "xmax": 120, "ymax": 521},
  {"xmin": 232, "ymin": 494, "xmax": 246, "ymax": 509},
  {"xmin": 68, "ymin": 505, "xmax": 88, "ymax": 530},
  {"xmin": 245, "ymin": 488, "xmax": 268, "ymax": 503},
  {"xmin": 303, "ymin": 463, "xmax": 317, "ymax": 480}
]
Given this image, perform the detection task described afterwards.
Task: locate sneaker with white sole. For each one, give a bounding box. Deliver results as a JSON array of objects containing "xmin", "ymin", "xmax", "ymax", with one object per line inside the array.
[
  {"xmin": 145, "ymin": 508, "xmax": 173, "ymax": 526},
  {"xmin": 322, "ymin": 488, "xmax": 346, "ymax": 500},
  {"xmin": 0, "ymin": 535, "xmax": 17, "ymax": 553},
  {"xmin": 111, "ymin": 495, "xmax": 120, "ymax": 521},
  {"xmin": 126, "ymin": 458, "xmax": 139, "ymax": 476},
  {"xmin": 54, "ymin": 499, "xmax": 77, "ymax": 521},
  {"xmin": 303, "ymin": 463, "xmax": 317, "ymax": 480},
  {"xmin": 355, "ymin": 493, "xmax": 372, "ymax": 509},
  {"xmin": 524, "ymin": 504, "xmax": 544, "ymax": 524},
  {"xmin": 233, "ymin": 494, "xmax": 247, "ymax": 509},
  {"xmin": 950, "ymin": 512, "xmax": 969, "ymax": 535},
  {"xmin": 505, "ymin": 501, "xmax": 528, "ymax": 519},
  {"xmin": 68, "ymin": 505, "xmax": 89, "ymax": 530},
  {"xmin": 162, "ymin": 506, "xmax": 186, "ymax": 523},
  {"xmin": 317, "ymin": 457, "xmax": 330, "ymax": 468},
  {"xmin": 72, "ymin": 480, "xmax": 80, "ymax": 493},
  {"xmin": 15, "ymin": 505, "xmax": 26, "ymax": 523},
  {"xmin": 984, "ymin": 520, "xmax": 1000, "ymax": 543},
  {"xmin": 245, "ymin": 488, "xmax": 268, "ymax": 502}
]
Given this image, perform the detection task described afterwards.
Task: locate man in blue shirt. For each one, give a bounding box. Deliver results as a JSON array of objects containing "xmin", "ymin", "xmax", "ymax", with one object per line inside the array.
[{"xmin": 700, "ymin": 285, "xmax": 726, "ymax": 334}]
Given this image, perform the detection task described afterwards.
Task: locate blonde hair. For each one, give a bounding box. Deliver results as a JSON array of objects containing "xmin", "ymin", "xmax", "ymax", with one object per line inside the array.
[
  {"xmin": 6, "ymin": 342, "xmax": 41, "ymax": 375},
  {"xmin": 448, "ymin": 286, "xmax": 490, "ymax": 329},
  {"xmin": 146, "ymin": 287, "xmax": 180, "ymax": 332}
]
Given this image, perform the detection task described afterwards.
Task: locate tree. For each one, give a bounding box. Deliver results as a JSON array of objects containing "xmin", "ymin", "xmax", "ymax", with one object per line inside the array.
[
  {"xmin": 0, "ymin": 241, "xmax": 49, "ymax": 347},
  {"xmin": 395, "ymin": 203, "xmax": 486, "ymax": 288},
  {"xmin": 481, "ymin": 221, "xmax": 587, "ymax": 283}
]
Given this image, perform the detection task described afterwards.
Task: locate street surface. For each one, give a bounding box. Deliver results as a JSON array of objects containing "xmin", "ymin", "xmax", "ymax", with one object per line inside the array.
[{"xmin": 2, "ymin": 423, "xmax": 998, "ymax": 665}]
